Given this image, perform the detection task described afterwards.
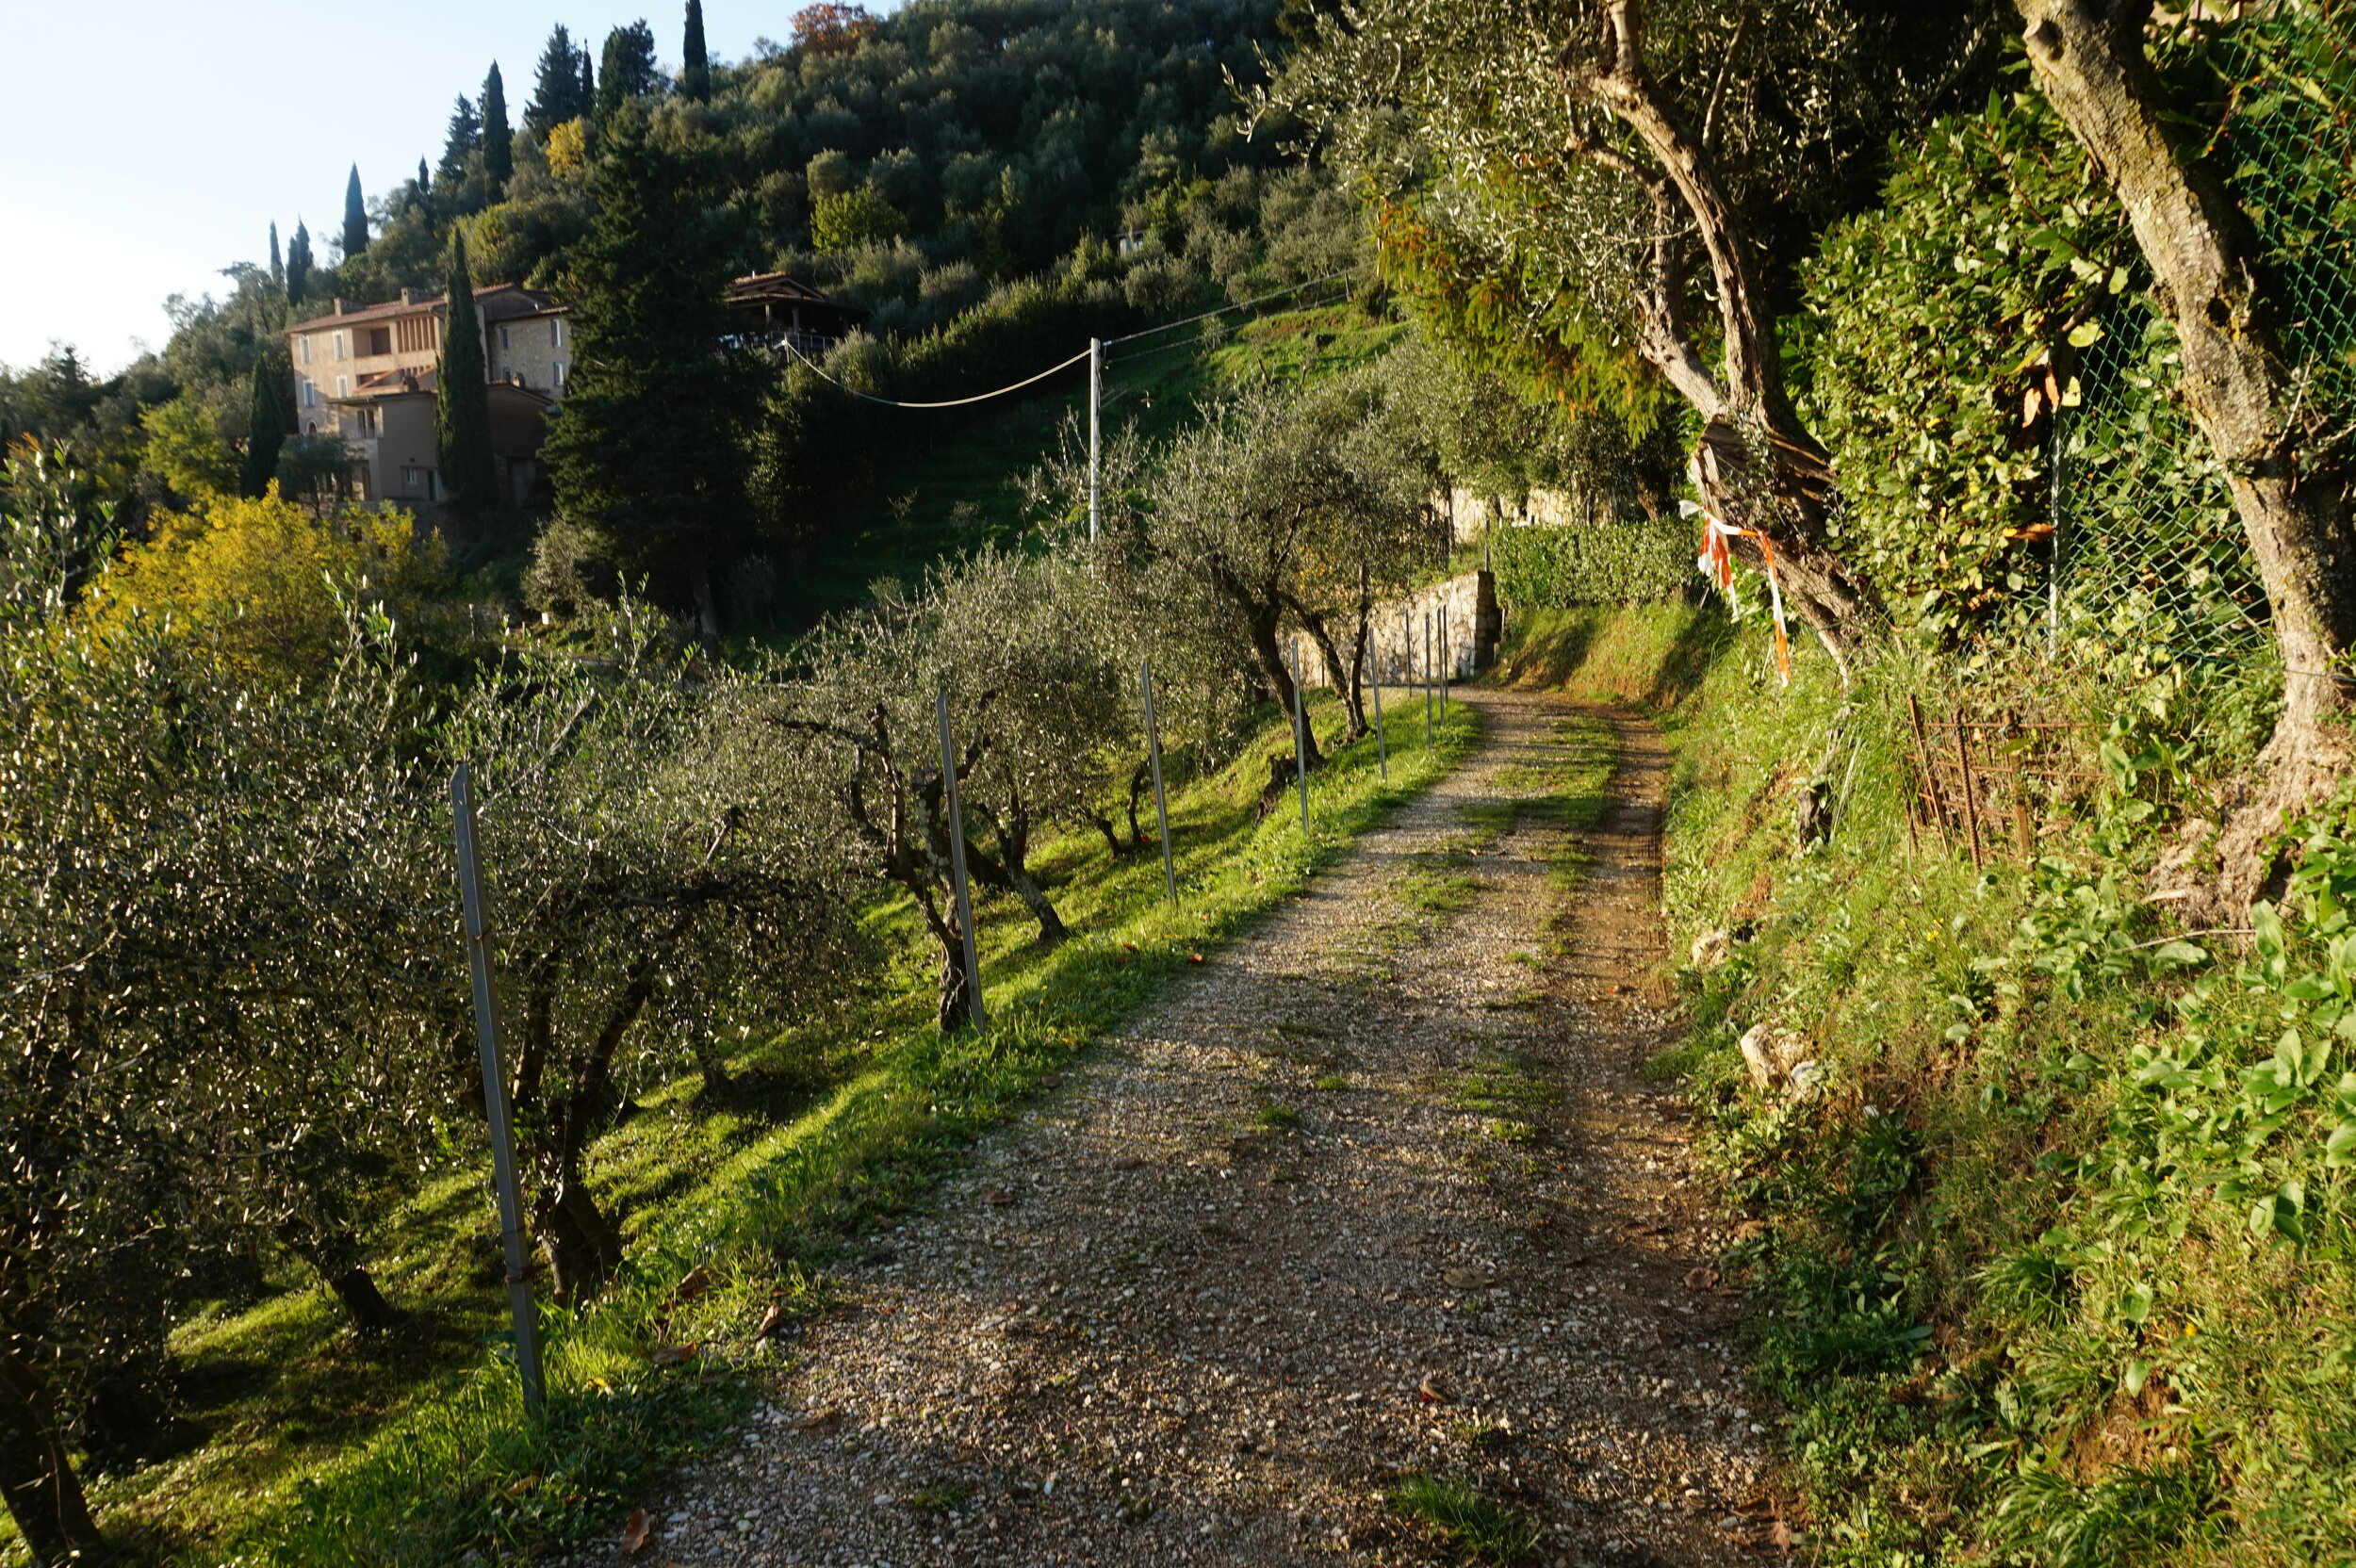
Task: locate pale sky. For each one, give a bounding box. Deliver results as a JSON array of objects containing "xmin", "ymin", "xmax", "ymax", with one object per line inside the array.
[{"xmin": 0, "ymin": 3, "xmax": 898, "ymax": 375}]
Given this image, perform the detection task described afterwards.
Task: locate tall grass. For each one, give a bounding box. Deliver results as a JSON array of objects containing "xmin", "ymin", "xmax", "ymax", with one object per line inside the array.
[{"xmin": 1509, "ymin": 601, "xmax": 2356, "ymax": 1563}]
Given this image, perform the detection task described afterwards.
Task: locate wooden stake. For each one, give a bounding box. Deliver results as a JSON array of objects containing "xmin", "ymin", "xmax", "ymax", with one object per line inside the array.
[
  {"xmin": 1952, "ymin": 705, "xmax": 1984, "ymax": 870},
  {"xmin": 1905, "ymin": 694, "xmax": 1948, "ymax": 852}
]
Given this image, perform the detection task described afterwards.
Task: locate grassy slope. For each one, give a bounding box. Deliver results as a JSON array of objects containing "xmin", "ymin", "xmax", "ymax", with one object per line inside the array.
[
  {"xmin": 1499, "ymin": 602, "xmax": 2356, "ymax": 1565},
  {"xmin": 32, "ymin": 689, "xmax": 1477, "ymax": 1568},
  {"xmin": 777, "ymin": 302, "xmax": 1406, "ymax": 626}
]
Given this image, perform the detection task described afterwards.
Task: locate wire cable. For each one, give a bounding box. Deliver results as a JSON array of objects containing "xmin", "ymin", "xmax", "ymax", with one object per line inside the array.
[
  {"xmin": 783, "ymin": 262, "xmax": 1370, "ymax": 408},
  {"xmin": 1102, "ymin": 264, "xmax": 1372, "ymax": 347},
  {"xmin": 782, "ymin": 340, "xmax": 1094, "ymax": 409}
]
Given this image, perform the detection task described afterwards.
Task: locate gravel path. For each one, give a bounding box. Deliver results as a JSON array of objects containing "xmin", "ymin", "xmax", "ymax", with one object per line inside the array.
[{"xmin": 640, "ymin": 690, "xmax": 1774, "ymax": 1566}]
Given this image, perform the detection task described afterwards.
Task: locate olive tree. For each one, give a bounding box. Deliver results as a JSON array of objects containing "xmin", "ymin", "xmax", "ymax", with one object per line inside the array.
[
  {"xmin": 446, "ymin": 615, "xmax": 869, "ymax": 1303},
  {"xmin": 2019, "ymin": 0, "xmax": 2356, "ymax": 912},
  {"xmin": 1271, "ymin": 0, "xmax": 2002, "ymax": 670},
  {"xmin": 1141, "ymin": 372, "xmax": 1427, "ymax": 760}
]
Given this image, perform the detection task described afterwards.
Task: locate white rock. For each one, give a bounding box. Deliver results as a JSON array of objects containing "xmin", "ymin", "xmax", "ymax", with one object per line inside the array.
[{"xmin": 1689, "ymin": 930, "xmax": 1732, "ymax": 969}]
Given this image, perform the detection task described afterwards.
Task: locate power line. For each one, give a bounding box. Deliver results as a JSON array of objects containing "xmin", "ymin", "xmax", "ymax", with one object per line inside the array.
[
  {"xmin": 782, "ymin": 263, "xmax": 1374, "ymax": 410},
  {"xmin": 1102, "ymin": 264, "xmax": 1372, "ymax": 348},
  {"xmin": 782, "ymin": 340, "xmax": 1095, "ymax": 410}
]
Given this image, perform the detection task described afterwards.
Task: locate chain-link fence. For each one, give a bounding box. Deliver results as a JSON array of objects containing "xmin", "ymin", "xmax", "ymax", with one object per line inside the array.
[{"xmin": 2042, "ymin": 6, "xmax": 2354, "ymax": 669}]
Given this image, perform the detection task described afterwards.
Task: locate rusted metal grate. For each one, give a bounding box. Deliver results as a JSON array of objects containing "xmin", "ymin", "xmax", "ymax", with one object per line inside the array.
[{"xmin": 1902, "ymin": 694, "xmax": 2100, "ymax": 866}]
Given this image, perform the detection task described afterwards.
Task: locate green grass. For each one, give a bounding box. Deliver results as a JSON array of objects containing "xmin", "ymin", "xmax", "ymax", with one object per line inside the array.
[
  {"xmin": 38, "ymin": 690, "xmax": 1480, "ymax": 1567},
  {"xmin": 1386, "ymin": 1472, "xmax": 1541, "ymax": 1565},
  {"xmin": 777, "ymin": 301, "xmax": 1405, "ymax": 628},
  {"xmin": 1491, "ymin": 600, "xmax": 2351, "ymax": 1564}
]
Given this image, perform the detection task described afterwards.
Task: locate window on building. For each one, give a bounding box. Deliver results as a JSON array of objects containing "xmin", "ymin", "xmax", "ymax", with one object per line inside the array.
[
  {"xmin": 554, "ymin": 363, "xmax": 565, "ymax": 390},
  {"xmin": 298, "ymin": 335, "xmax": 311, "ymax": 365},
  {"xmin": 354, "ymin": 407, "xmax": 377, "ymax": 436},
  {"xmin": 551, "ymin": 318, "xmax": 562, "ymax": 348},
  {"xmin": 335, "ymin": 375, "xmax": 350, "ymax": 399},
  {"xmin": 300, "ymin": 378, "xmax": 317, "ymax": 407},
  {"xmin": 333, "ymin": 331, "xmax": 347, "ymax": 360},
  {"xmin": 499, "ymin": 325, "xmax": 511, "ymax": 351},
  {"xmin": 368, "ymin": 327, "xmax": 391, "ymax": 356}
]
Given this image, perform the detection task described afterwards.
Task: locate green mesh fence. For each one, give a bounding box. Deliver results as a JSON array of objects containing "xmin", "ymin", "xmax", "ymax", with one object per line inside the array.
[{"xmin": 2043, "ymin": 5, "xmax": 2354, "ymax": 668}]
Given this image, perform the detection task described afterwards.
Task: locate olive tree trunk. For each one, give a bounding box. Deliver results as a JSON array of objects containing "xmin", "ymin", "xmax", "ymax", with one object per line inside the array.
[
  {"xmin": 2021, "ymin": 0, "xmax": 2356, "ymax": 911},
  {"xmin": 1565, "ymin": 0, "xmax": 1881, "ymax": 674},
  {"xmin": 0, "ymin": 1347, "xmax": 104, "ymax": 1568}
]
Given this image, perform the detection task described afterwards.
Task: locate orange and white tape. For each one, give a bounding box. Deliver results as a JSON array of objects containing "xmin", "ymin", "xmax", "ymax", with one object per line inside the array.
[{"xmin": 1684, "ymin": 501, "xmax": 1791, "ymax": 688}]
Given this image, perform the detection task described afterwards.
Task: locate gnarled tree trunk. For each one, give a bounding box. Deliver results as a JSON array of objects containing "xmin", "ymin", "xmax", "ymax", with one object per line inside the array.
[
  {"xmin": 1563, "ymin": 0, "xmax": 1883, "ymax": 676},
  {"xmin": 2021, "ymin": 0, "xmax": 2356, "ymax": 912},
  {"xmin": 0, "ymin": 1346, "xmax": 104, "ymax": 1568}
]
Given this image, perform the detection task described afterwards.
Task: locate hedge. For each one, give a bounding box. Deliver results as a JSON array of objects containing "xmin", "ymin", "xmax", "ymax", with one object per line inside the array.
[{"xmin": 1490, "ymin": 517, "xmax": 1694, "ymax": 608}]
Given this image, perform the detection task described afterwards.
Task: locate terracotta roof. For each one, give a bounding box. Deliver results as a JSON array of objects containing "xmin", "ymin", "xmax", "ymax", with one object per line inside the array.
[{"xmin": 288, "ymin": 282, "xmax": 559, "ymax": 334}]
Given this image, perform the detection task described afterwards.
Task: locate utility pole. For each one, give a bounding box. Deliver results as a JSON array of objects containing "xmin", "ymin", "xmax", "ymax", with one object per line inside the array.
[{"xmin": 1088, "ymin": 337, "xmax": 1103, "ymax": 544}]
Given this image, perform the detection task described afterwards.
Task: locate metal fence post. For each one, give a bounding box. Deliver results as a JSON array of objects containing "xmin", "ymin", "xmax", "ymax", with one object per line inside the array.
[
  {"xmin": 1439, "ymin": 600, "xmax": 1449, "ymax": 713},
  {"xmin": 450, "ymin": 763, "xmax": 546, "ymax": 1422},
  {"xmin": 1139, "ymin": 658, "xmax": 1177, "ymax": 904},
  {"xmin": 1368, "ymin": 638, "xmax": 1387, "ymax": 780},
  {"xmin": 2047, "ymin": 410, "xmax": 2063, "ymax": 663},
  {"xmin": 1423, "ymin": 611, "xmax": 1434, "ymax": 745},
  {"xmin": 936, "ymin": 690, "xmax": 987, "ymax": 1030},
  {"xmin": 1088, "ymin": 337, "xmax": 1103, "ymax": 544},
  {"xmin": 1287, "ymin": 645, "xmax": 1311, "ymax": 833}
]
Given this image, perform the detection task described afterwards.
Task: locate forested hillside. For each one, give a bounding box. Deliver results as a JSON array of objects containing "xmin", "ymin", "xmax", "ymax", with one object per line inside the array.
[{"xmin": 8, "ymin": 0, "xmax": 2356, "ymax": 1564}]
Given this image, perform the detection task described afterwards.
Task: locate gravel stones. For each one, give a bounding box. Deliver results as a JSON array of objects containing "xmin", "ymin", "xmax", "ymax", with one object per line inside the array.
[{"xmin": 626, "ymin": 693, "xmax": 1777, "ymax": 1566}]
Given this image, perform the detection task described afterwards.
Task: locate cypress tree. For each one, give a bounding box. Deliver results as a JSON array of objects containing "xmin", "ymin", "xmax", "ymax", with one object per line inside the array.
[
  {"xmin": 579, "ymin": 49, "xmax": 596, "ymax": 120},
  {"xmin": 416, "ymin": 156, "xmax": 432, "ymax": 208},
  {"xmin": 681, "ymin": 1, "xmax": 711, "ymax": 102},
  {"xmin": 482, "ymin": 63, "xmax": 514, "ymax": 187},
  {"xmin": 340, "ymin": 166, "xmax": 368, "ymax": 260},
  {"xmin": 242, "ymin": 351, "xmax": 289, "ymax": 498},
  {"xmin": 543, "ymin": 111, "xmax": 752, "ymax": 637},
  {"xmin": 269, "ymin": 221, "xmax": 284, "ymax": 288},
  {"xmin": 286, "ymin": 220, "xmax": 314, "ymax": 302},
  {"xmin": 435, "ymin": 235, "xmax": 499, "ymax": 517}
]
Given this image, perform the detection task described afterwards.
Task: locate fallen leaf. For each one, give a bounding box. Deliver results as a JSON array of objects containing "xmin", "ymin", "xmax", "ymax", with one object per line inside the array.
[
  {"xmin": 789, "ymin": 1406, "xmax": 843, "ymax": 1432},
  {"xmin": 504, "ymin": 1473, "xmax": 540, "ymax": 1496},
  {"xmin": 1441, "ymin": 1266, "xmax": 1495, "ymax": 1289},
  {"xmin": 1111, "ymin": 1154, "xmax": 1145, "ymax": 1171},
  {"xmin": 1187, "ymin": 952, "xmax": 1205, "ymax": 964},
  {"xmin": 649, "ymin": 1341, "xmax": 700, "ymax": 1366},
  {"xmin": 981, "ymin": 1187, "xmax": 1016, "ymax": 1206},
  {"xmin": 1121, "ymin": 941, "xmax": 1138, "ymax": 953},
  {"xmin": 672, "ymin": 1266, "xmax": 712, "ymax": 1303},
  {"xmin": 1039, "ymin": 1073, "xmax": 1063, "ymax": 1088},
  {"xmin": 1416, "ymin": 1375, "xmax": 1450, "ymax": 1404},
  {"xmin": 1631, "ymin": 1218, "xmax": 1670, "ymax": 1236},
  {"xmin": 619, "ymin": 1507, "xmax": 652, "ymax": 1554},
  {"xmin": 1684, "ymin": 1266, "xmax": 1720, "ymax": 1291},
  {"xmin": 754, "ymin": 1301, "xmax": 792, "ymax": 1339},
  {"xmin": 1771, "ymin": 1519, "xmax": 1793, "ymax": 1549}
]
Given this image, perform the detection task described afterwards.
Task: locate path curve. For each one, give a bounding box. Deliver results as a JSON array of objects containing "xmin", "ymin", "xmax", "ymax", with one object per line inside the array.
[{"xmin": 643, "ymin": 690, "xmax": 1771, "ymax": 1566}]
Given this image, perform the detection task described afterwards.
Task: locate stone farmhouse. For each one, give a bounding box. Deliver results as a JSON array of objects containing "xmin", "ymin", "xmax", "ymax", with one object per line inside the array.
[{"xmin": 286, "ymin": 274, "xmax": 867, "ymax": 510}]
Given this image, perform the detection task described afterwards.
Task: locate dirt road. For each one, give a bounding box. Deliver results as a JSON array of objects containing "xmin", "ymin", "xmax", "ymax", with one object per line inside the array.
[{"xmin": 641, "ymin": 689, "xmax": 1769, "ymax": 1566}]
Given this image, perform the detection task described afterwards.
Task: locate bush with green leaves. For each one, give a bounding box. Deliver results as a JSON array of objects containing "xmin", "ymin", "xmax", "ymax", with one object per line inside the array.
[{"xmin": 1489, "ymin": 515, "xmax": 1694, "ymax": 609}]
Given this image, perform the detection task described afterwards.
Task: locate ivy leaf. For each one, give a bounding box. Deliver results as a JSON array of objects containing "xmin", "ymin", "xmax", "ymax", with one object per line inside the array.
[
  {"xmin": 2149, "ymin": 940, "xmax": 2209, "ymax": 967},
  {"xmin": 2067, "ymin": 318, "xmax": 2105, "ymax": 348}
]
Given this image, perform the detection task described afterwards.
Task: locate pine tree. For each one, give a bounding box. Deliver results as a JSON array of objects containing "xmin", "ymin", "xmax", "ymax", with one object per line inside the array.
[
  {"xmin": 340, "ymin": 165, "xmax": 368, "ymax": 261},
  {"xmin": 435, "ymin": 235, "xmax": 499, "ymax": 517},
  {"xmin": 438, "ymin": 95, "xmax": 482, "ymax": 187},
  {"xmin": 482, "ymin": 63, "xmax": 514, "ymax": 188},
  {"xmin": 681, "ymin": 0, "xmax": 711, "ymax": 102},
  {"xmin": 526, "ymin": 24, "xmax": 585, "ymax": 141},
  {"xmin": 269, "ymin": 221, "xmax": 284, "ymax": 288},
  {"xmin": 243, "ymin": 351, "xmax": 289, "ymax": 498},
  {"xmin": 596, "ymin": 23, "xmax": 658, "ymax": 122},
  {"xmin": 286, "ymin": 220, "xmax": 315, "ymax": 301},
  {"xmin": 543, "ymin": 112, "xmax": 752, "ymax": 637}
]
